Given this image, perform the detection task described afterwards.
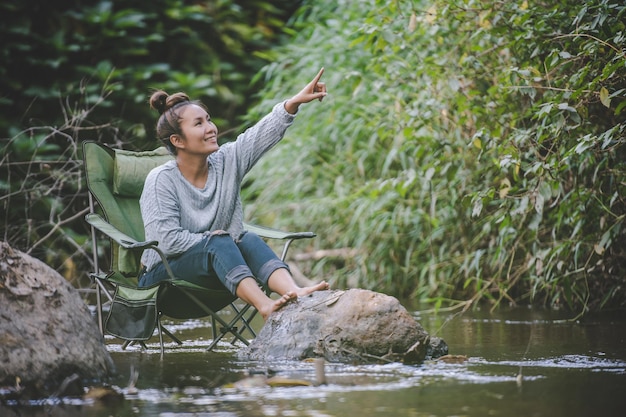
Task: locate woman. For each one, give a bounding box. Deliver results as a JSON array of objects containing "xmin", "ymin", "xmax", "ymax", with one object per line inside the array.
[{"xmin": 138, "ymin": 68, "xmax": 329, "ymax": 319}]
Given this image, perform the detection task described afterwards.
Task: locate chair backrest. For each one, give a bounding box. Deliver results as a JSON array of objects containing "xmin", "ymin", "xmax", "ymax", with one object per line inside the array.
[{"xmin": 83, "ymin": 142, "xmax": 173, "ymax": 276}]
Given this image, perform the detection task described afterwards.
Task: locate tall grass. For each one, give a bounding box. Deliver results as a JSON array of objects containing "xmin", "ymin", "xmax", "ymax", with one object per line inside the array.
[{"xmin": 242, "ymin": 0, "xmax": 626, "ymax": 312}]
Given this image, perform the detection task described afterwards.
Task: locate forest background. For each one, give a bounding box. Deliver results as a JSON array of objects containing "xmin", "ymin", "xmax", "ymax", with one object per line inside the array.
[{"xmin": 1, "ymin": 0, "xmax": 625, "ymax": 315}]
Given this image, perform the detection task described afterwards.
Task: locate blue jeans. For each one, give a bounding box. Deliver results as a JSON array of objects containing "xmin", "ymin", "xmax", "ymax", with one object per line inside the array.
[{"xmin": 138, "ymin": 231, "xmax": 289, "ymax": 295}]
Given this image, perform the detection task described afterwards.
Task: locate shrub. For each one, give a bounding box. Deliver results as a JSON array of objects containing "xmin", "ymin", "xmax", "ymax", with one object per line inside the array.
[{"xmin": 243, "ymin": 0, "xmax": 626, "ymax": 312}]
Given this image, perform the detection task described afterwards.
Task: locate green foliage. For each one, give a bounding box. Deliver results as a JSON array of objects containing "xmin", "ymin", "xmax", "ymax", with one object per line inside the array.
[
  {"xmin": 1, "ymin": 0, "xmax": 624, "ymax": 313},
  {"xmin": 0, "ymin": 0, "xmax": 299, "ymax": 280},
  {"xmin": 0, "ymin": 0, "xmax": 300, "ymax": 142},
  {"xmin": 243, "ymin": 0, "xmax": 626, "ymax": 312}
]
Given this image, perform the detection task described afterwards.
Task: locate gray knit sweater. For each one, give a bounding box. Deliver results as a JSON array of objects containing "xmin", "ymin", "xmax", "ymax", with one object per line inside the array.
[{"xmin": 140, "ymin": 101, "xmax": 296, "ymax": 271}]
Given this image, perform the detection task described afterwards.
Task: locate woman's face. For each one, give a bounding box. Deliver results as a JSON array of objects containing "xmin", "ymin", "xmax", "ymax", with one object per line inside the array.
[{"xmin": 174, "ymin": 104, "xmax": 219, "ymax": 156}]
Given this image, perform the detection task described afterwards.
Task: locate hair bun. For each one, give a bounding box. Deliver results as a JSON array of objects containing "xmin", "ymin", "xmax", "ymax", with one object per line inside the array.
[
  {"xmin": 149, "ymin": 90, "xmax": 169, "ymax": 114},
  {"xmin": 149, "ymin": 90, "xmax": 190, "ymax": 114}
]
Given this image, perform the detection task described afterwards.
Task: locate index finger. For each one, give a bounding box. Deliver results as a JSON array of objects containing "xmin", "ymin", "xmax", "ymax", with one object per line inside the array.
[{"xmin": 310, "ymin": 67, "xmax": 325, "ymax": 85}]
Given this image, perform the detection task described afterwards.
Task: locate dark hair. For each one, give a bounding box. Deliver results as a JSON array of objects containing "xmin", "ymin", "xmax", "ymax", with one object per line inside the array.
[{"xmin": 149, "ymin": 90, "xmax": 206, "ymax": 154}]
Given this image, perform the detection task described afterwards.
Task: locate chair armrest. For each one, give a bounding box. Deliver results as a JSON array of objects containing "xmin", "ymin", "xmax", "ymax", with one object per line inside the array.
[
  {"xmin": 85, "ymin": 213, "xmax": 158, "ymax": 250},
  {"xmin": 86, "ymin": 213, "xmax": 176, "ymax": 278},
  {"xmin": 244, "ymin": 222, "xmax": 316, "ymax": 240}
]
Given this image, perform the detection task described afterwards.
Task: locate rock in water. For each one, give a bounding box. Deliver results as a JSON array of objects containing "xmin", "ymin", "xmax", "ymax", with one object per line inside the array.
[
  {"xmin": 240, "ymin": 289, "xmax": 437, "ymax": 364},
  {"xmin": 0, "ymin": 241, "xmax": 115, "ymax": 398}
]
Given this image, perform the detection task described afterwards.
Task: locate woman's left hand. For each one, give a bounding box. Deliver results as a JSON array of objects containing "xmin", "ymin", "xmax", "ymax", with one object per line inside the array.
[{"xmin": 284, "ymin": 68, "xmax": 327, "ymax": 114}]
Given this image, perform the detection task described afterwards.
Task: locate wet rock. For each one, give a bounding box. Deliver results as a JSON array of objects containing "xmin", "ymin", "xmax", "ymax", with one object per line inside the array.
[
  {"xmin": 240, "ymin": 288, "xmax": 445, "ymax": 364},
  {"xmin": 0, "ymin": 241, "xmax": 115, "ymax": 398},
  {"xmin": 426, "ymin": 336, "xmax": 449, "ymax": 359}
]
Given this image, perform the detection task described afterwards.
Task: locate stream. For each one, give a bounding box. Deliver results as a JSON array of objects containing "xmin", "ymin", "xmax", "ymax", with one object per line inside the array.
[{"xmin": 3, "ymin": 304, "xmax": 626, "ymax": 416}]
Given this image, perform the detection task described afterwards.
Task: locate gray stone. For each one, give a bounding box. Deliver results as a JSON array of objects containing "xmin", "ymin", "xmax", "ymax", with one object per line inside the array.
[
  {"xmin": 426, "ymin": 336, "xmax": 449, "ymax": 360},
  {"xmin": 240, "ymin": 288, "xmax": 441, "ymax": 364},
  {"xmin": 0, "ymin": 241, "xmax": 115, "ymax": 398}
]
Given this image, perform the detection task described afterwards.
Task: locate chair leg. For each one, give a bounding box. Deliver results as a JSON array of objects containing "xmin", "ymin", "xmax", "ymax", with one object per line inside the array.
[
  {"xmin": 177, "ymin": 288, "xmax": 251, "ymax": 350},
  {"xmin": 224, "ymin": 306, "xmax": 254, "ymax": 344},
  {"xmin": 230, "ymin": 303, "xmax": 257, "ymax": 338},
  {"xmin": 95, "ymin": 282, "xmax": 104, "ymax": 335},
  {"xmin": 243, "ymin": 309, "xmax": 258, "ymax": 337},
  {"xmin": 219, "ymin": 304, "xmax": 258, "ymax": 345},
  {"xmin": 122, "ymin": 340, "xmax": 149, "ymax": 350},
  {"xmin": 206, "ymin": 329, "xmax": 228, "ymax": 352},
  {"xmin": 206, "ymin": 302, "xmax": 255, "ymax": 351},
  {"xmin": 157, "ymin": 315, "xmax": 165, "ymax": 360},
  {"xmin": 161, "ymin": 326, "xmax": 183, "ymax": 345}
]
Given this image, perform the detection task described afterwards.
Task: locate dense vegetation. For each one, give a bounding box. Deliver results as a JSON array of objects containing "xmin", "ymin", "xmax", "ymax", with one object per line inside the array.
[
  {"xmin": 1, "ymin": 0, "xmax": 624, "ymax": 313},
  {"xmin": 0, "ymin": 0, "xmax": 300, "ymax": 285},
  {"xmin": 244, "ymin": 0, "xmax": 626, "ymax": 313},
  {"xmin": 0, "ymin": 0, "xmax": 299, "ymax": 138}
]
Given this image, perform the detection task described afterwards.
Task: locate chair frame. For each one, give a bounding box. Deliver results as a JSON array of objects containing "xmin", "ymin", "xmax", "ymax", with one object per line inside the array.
[{"xmin": 83, "ymin": 141, "xmax": 316, "ymax": 357}]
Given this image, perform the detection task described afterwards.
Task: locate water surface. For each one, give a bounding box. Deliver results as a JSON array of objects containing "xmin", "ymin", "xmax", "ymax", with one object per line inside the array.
[{"xmin": 4, "ymin": 305, "xmax": 626, "ymax": 416}]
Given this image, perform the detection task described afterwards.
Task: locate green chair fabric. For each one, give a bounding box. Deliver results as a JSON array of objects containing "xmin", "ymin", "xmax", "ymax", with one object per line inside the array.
[
  {"xmin": 113, "ymin": 147, "xmax": 172, "ymax": 197},
  {"xmin": 105, "ymin": 281, "xmax": 160, "ymax": 341},
  {"xmin": 82, "ymin": 141, "xmax": 316, "ymax": 356},
  {"xmin": 84, "ymin": 143, "xmax": 150, "ymax": 276}
]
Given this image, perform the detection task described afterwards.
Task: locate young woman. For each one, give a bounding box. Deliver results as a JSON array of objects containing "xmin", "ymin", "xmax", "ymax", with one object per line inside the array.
[{"xmin": 138, "ymin": 68, "xmax": 329, "ymax": 319}]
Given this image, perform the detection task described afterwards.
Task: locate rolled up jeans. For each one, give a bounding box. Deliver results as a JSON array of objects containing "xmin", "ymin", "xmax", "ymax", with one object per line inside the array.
[{"xmin": 138, "ymin": 231, "xmax": 289, "ymax": 295}]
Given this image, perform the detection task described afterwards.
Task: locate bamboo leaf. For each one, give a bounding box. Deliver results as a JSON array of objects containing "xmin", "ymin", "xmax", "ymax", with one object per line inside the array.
[{"xmin": 599, "ymin": 87, "xmax": 611, "ymax": 108}]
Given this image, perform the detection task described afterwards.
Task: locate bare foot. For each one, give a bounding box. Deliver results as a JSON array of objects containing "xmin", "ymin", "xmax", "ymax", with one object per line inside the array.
[
  {"xmin": 295, "ymin": 280, "xmax": 330, "ymax": 297},
  {"xmin": 259, "ymin": 291, "xmax": 297, "ymax": 320}
]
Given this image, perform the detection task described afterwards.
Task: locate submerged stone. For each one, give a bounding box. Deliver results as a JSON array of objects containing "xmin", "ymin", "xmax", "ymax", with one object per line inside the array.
[{"xmin": 239, "ymin": 288, "xmax": 446, "ymax": 364}]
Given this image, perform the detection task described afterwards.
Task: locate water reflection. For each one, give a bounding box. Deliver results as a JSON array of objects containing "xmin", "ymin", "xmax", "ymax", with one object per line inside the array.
[{"xmin": 3, "ymin": 307, "xmax": 626, "ymax": 417}]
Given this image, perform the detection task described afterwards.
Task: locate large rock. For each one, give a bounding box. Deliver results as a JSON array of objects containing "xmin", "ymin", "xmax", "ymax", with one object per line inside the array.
[
  {"xmin": 0, "ymin": 242, "xmax": 115, "ymax": 398},
  {"xmin": 240, "ymin": 289, "xmax": 444, "ymax": 364}
]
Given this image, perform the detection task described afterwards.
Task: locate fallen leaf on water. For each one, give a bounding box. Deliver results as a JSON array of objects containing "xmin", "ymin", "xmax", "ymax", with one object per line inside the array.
[
  {"xmin": 436, "ymin": 354, "xmax": 468, "ymax": 364},
  {"xmin": 223, "ymin": 375, "xmax": 313, "ymax": 389},
  {"xmin": 84, "ymin": 386, "xmax": 124, "ymax": 404},
  {"xmin": 266, "ymin": 376, "xmax": 312, "ymax": 387}
]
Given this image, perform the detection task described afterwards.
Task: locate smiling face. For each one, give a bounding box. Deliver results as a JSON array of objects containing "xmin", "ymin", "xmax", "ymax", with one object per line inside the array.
[{"xmin": 171, "ymin": 104, "xmax": 219, "ymax": 156}]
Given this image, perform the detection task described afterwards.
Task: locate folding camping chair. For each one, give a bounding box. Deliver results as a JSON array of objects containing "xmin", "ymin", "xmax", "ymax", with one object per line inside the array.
[{"xmin": 82, "ymin": 141, "xmax": 316, "ymax": 357}]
